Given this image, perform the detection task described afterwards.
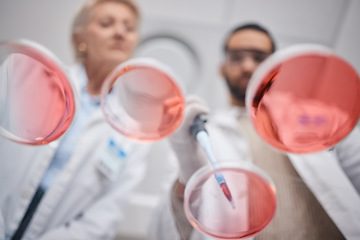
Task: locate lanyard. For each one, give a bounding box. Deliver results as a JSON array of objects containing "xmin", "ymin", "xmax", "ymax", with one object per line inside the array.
[
  {"xmin": 10, "ymin": 187, "xmax": 45, "ymax": 240},
  {"xmin": 10, "ymin": 89, "xmax": 99, "ymax": 240}
]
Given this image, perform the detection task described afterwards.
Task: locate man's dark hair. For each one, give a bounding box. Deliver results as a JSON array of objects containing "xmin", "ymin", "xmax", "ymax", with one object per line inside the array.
[{"xmin": 223, "ymin": 23, "xmax": 276, "ymax": 53}]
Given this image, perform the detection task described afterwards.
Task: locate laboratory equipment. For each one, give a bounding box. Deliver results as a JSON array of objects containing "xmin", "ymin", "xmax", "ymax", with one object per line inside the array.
[
  {"xmin": 0, "ymin": 40, "xmax": 77, "ymax": 145},
  {"xmin": 246, "ymin": 44, "xmax": 360, "ymax": 153},
  {"xmin": 190, "ymin": 115, "xmax": 235, "ymax": 208},
  {"xmin": 184, "ymin": 161, "xmax": 276, "ymax": 239},
  {"xmin": 100, "ymin": 57, "xmax": 185, "ymax": 141}
]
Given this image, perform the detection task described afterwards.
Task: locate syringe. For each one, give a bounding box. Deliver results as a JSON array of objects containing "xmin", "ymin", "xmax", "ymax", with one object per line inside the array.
[{"xmin": 190, "ymin": 115, "xmax": 235, "ymax": 209}]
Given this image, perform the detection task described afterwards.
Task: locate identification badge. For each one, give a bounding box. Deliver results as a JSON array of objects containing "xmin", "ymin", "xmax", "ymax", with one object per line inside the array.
[{"xmin": 97, "ymin": 138, "xmax": 129, "ymax": 181}]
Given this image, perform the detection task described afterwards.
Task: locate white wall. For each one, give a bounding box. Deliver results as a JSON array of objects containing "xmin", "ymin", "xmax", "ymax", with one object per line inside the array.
[
  {"xmin": 1, "ymin": 0, "xmax": 359, "ymax": 239},
  {"xmin": 1, "ymin": 0, "xmax": 358, "ymax": 108}
]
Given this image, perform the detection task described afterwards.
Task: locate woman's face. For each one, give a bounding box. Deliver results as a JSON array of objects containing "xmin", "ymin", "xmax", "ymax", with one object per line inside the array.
[{"xmin": 81, "ymin": 1, "xmax": 139, "ymax": 67}]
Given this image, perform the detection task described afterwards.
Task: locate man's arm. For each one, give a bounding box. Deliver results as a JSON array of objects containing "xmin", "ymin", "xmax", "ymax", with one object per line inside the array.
[{"xmin": 148, "ymin": 96, "xmax": 210, "ymax": 240}]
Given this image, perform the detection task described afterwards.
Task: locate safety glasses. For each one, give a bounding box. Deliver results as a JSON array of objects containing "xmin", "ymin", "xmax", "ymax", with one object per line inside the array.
[{"xmin": 225, "ymin": 48, "xmax": 271, "ymax": 66}]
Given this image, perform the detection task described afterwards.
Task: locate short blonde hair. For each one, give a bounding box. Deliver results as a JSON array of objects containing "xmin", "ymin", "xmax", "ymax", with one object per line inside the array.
[{"xmin": 71, "ymin": 0, "xmax": 140, "ymax": 62}]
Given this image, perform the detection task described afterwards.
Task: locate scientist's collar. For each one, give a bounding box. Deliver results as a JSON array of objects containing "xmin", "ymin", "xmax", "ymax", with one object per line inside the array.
[{"xmin": 78, "ymin": 65, "xmax": 101, "ymax": 105}]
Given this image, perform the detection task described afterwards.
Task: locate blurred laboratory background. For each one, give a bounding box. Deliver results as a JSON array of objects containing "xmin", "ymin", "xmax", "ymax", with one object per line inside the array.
[{"xmin": 1, "ymin": 0, "xmax": 359, "ymax": 239}]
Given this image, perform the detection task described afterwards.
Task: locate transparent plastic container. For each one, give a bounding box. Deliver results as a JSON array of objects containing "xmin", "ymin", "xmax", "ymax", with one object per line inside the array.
[
  {"xmin": 184, "ymin": 161, "xmax": 277, "ymax": 239},
  {"xmin": 100, "ymin": 58, "xmax": 185, "ymax": 142},
  {"xmin": 246, "ymin": 44, "xmax": 360, "ymax": 153},
  {"xmin": 0, "ymin": 40, "xmax": 77, "ymax": 145}
]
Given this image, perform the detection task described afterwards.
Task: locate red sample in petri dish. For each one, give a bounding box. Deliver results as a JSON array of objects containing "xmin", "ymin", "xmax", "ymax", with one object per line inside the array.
[
  {"xmin": 246, "ymin": 44, "xmax": 360, "ymax": 153},
  {"xmin": 184, "ymin": 161, "xmax": 277, "ymax": 239},
  {"xmin": 100, "ymin": 58, "xmax": 185, "ymax": 142},
  {"xmin": 0, "ymin": 40, "xmax": 76, "ymax": 145}
]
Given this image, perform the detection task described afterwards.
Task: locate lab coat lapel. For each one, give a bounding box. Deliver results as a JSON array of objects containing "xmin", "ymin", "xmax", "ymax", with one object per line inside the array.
[{"xmin": 288, "ymin": 152, "xmax": 360, "ymax": 239}]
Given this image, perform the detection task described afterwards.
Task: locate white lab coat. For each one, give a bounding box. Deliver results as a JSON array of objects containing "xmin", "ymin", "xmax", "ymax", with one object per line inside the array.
[
  {"xmin": 0, "ymin": 65, "xmax": 151, "ymax": 240},
  {"xmin": 149, "ymin": 106, "xmax": 360, "ymax": 240}
]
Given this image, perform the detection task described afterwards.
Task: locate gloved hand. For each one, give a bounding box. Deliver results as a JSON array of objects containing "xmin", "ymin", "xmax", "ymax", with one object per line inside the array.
[{"xmin": 169, "ymin": 95, "xmax": 210, "ymax": 184}]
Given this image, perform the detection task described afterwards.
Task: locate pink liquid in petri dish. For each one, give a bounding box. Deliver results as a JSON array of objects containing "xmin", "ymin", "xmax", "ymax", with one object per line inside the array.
[
  {"xmin": 102, "ymin": 62, "xmax": 184, "ymax": 141},
  {"xmin": 0, "ymin": 46, "xmax": 76, "ymax": 145},
  {"xmin": 185, "ymin": 167, "xmax": 276, "ymax": 239},
  {"xmin": 249, "ymin": 54, "xmax": 360, "ymax": 153}
]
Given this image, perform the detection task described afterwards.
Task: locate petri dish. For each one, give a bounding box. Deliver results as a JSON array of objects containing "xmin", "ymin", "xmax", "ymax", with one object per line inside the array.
[
  {"xmin": 0, "ymin": 40, "xmax": 77, "ymax": 145},
  {"xmin": 100, "ymin": 57, "xmax": 185, "ymax": 142},
  {"xmin": 246, "ymin": 44, "xmax": 360, "ymax": 153},
  {"xmin": 184, "ymin": 161, "xmax": 277, "ymax": 239}
]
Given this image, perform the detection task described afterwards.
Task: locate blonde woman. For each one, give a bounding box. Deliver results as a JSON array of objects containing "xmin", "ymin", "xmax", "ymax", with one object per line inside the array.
[{"xmin": 0, "ymin": 1, "xmax": 150, "ymax": 239}]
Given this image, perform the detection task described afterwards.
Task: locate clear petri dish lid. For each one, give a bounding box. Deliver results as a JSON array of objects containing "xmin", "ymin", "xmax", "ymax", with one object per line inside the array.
[
  {"xmin": 184, "ymin": 161, "xmax": 277, "ymax": 239},
  {"xmin": 0, "ymin": 39, "xmax": 77, "ymax": 145},
  {"xmin": 246, "ymin": 44, "xmax": 360, "ymax": 154},
  {"xmin": 100, "ymin": 57, "xmax": 185, "ymax": 142}
]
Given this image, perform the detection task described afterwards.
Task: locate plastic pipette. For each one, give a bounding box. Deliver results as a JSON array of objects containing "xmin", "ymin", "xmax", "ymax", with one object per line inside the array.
[{"xmin": 190, "ymin": 115, "xmax": 235, "ymax": 208}]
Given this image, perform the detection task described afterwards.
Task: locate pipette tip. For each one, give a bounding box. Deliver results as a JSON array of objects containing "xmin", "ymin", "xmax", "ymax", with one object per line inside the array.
[
  {"xmin": 220, "ymin": 182, "xmax": 236, "ymax": 209},
  {"xmin": 229, "ymin": 199, "xmax": 236, "ymax": 209}
]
